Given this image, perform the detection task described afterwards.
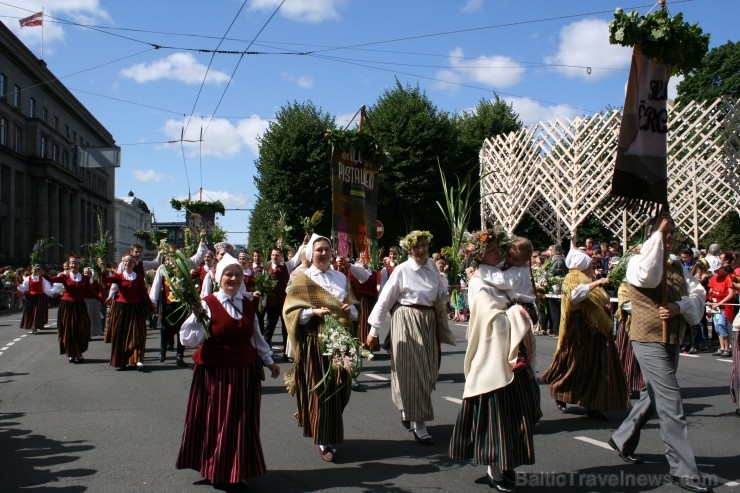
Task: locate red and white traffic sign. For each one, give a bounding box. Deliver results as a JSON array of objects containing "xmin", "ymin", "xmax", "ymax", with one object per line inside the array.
[{"xmin": 376, "ymin": 219, "xmax": 384, "ymax": 239}]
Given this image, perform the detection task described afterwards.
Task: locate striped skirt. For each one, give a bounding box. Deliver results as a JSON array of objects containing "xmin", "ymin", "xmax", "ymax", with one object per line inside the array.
[
  {"xmin": 358, "ymin": 295, "xmax": 379, "ymax": 351},
  {"xmin": 390, "ymin": 305, "xmax": 439, "ymax": 422},
  {"xmin": 293, "ymin": 330, "xmax": 352, "ymax": 445},
  {"xmin": 731, "ymin": 330, "xmax": 740, "ymax": 406},
  {"xmin": 540, "ymin": 311, "xmax": 630, "ymax": 411},
  {"xmin": 449, "ymin": 367, "xmax": 541, "ymax": 469},
  {"xmin": 109, "ymin": 302, "xmax": 149, "ymax": 367},
  {"xmin": 57, "ymin": 300, "xmax": 90, "ymax": 358},
  {"xmin": 85, "ymin": 298, "xmax": 103, "ymax": 337},
  {"xmin": 20, "ymin": 293, "xmax": 48, "ymax": 330},
  {"xmin": 615, "ymin": 316, "xmax": 645, "ymax": 394},
  {"xmin": 176, "ymin": 362, "xmax": 266, "ymax": 483},
  {"xmin": 104, "ymin": 300, "xmax": 117, "ymax": 343}
]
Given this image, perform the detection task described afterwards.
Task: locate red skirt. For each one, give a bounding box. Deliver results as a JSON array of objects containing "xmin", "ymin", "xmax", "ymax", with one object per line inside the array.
[
  {"xmin": 616, "ymin": 316, "xmax": 645, "ymax": 393},
  {"xmin": 109, "ymin": 302, "xmax": 148, "ymax": 367},
  {"xmin": 176, "ymin": 362, "xmax": 266, "ymax": 484}
]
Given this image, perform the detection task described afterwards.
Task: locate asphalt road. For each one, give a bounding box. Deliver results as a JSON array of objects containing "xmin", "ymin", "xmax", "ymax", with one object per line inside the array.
[{"xmin": 0, "ymin": 306, "xmax": 738, "ymax": 493}]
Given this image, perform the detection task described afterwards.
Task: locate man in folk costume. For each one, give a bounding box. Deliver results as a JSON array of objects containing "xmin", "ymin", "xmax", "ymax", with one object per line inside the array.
[
  {"xmin": 283, "ymin": 234, "xmax": 359, "ymax": 462},
  {"xmin": 18, "ymin": 264, "xmax": 55, "ymax": 334},
  {"xmin": 150, "ymin": 252, "xmax": 189, "ymax": 367},
  {"xmin": 251, "ymin": 250, "xmax": 266, "ymax": 335},
  {"xmin": 609, "ymin": 213, "xmax": 712, "ymax": 493},
  {"xmin": 263, "ymin": 248, "xmax": 290, "ymax": 355}
]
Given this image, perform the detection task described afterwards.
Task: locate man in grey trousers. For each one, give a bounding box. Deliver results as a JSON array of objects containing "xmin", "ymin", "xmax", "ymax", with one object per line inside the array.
[{"xmin": 609, "ymin": 212, "xmax": 712, "ymax": 493}]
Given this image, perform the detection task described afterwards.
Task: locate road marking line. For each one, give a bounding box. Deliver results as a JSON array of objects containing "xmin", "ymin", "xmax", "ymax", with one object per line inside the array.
[
  {"xmin": 363, "ymin": 373, "xmax": 390, "ymax": 381},
  {"xmin": 443, "ymin": 396, "xmax": 462, "ymax": 404},
  {"xmin": 1, "ymin": 347, "xmax": 8, "ymax": 351},
  {"xmin": 20, "ymin": 334, "xmax": 27, "ymax": 338},
  {"xmin": 13, "ymin": 337, "xmax": 22, "ymax": 342},
  {"xmin": 718, "ymin": 359, "xmax": 733, "ymax": 363},
  {"xmin": 680, "ymin": 353, "xmax": 700, "ymax": 358},
  {"xmin": 454, "ymin": 323, "xmax": 467, "ymax": 327},
  {"xmin": 574, "ymin": 436, "xmax": 612, "ymax": 450},
  {"xmin": 725, "ymin": 480, "xmax": 739, "ymax": 487},
  {"xmin": 6, "ymin": 342, "xmax": 14, "ymax": 346}
]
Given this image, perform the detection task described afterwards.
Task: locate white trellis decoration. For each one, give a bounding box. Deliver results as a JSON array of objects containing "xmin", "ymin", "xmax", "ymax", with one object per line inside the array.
[{"xmin": 481, "ymin": 97, "xmax": 740, "ymax": 247}]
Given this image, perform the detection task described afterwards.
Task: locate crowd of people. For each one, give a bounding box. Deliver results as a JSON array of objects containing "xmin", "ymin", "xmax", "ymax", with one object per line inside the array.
[{"xmin": 5, "ymin": 213, "xmax": 739, "ymax": 492}]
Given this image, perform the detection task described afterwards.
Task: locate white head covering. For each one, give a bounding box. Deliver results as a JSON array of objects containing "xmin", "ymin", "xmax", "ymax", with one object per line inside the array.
[
  {"xmin": 214, "ymin": 242, "xmax": 235, "ymax": 254},
  {"xmin": 305, "ymin": 233, "xmax": 332, "ymax": 262},
  {"xmin": 215, "ymin": 253, "xmax": 242, "ymax": 285},
  {"xmin": 565, "ymin": 248, "xmax": 591, "ymax": 271}
]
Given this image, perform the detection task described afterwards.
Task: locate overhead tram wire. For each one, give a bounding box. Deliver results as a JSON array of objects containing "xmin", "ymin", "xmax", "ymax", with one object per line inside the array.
[{"xmin": 201, "ymin": 0, "xmax": 288, "ymax": 139}]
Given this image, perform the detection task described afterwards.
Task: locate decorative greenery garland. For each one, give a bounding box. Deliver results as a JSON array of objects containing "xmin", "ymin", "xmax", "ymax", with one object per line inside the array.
[
  {"xmin": 170, "ymin": 198, "xmax": 225, "ymax": 215},
  {"xmin": 325, "ymin": 128, "xmax": 387, "ymax": 164},
  {"xmin": 608, "ymin": 8, "xmax": 709, "ymax": 76}
]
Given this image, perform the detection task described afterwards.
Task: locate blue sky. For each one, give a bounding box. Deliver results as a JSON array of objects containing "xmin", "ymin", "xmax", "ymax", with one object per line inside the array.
[{"xmin": 2, "ymin": 0, "xmax": 736, "ymax": 246}]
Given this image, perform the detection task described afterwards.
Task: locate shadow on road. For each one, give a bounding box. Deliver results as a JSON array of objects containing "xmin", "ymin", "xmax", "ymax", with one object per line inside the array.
[{"xmin": 0, "ymin": 412, "xmax": 96, "ymax": 492}]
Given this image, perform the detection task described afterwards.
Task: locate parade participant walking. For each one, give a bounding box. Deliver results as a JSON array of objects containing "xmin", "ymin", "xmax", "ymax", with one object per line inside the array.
[
  {"xmin": 449, "ymin": 229, "xmax": 541, "ymax": 493},
  {"xmin": 283, "ymin": 234, "xmax": 359, "ymax": 462},
  {"xmin": 367, "ymin": 231, "xmax": 453, "ymax": 446},
  {"xmin": 98, "ymin": 255, "xmax": 154, "ymax": 371},
  {"xmin": 18, "ymin": 265, "xmax": 54, "ymax": 334},
  {"xmin": 609, "ymin": 212, "xmax": 712, "ymax": 493},
  {"xmin": 540, "ymin": 238, "xmax": 630, "ymax": 419},
  {"xmin": 150, "ymin": 253, "xmax": 189, "ymax": 366},
  {"xmin": 177, "ymin": 253, "xmax": 279, "ymax": 487},
  {"xmin": 45, "ymin": 256, "xmax": 92, "ymax": 363},
  {"xmin": 84, "ymin": 267, "xmax": 105, "ymax": 337}
]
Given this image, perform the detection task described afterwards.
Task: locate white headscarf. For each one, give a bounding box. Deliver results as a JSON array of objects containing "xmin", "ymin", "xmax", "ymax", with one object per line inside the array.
[
  {"xmin": 305, "ymin": 233, "xmax": 332, "ymax": 262},
  {"xmin": 215, "ymin": 253, "xmax": 242, "ymax": 285},
  {"xmin": 565, "ymin": 248, "xmax": 591, "ymax": 271}
]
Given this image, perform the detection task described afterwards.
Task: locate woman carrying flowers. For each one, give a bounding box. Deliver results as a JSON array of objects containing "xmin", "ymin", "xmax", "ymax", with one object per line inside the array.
[
  {"xmin": 367, "ymin": 230, "xmax": 453, "ymax": 446},
  {"xmin": 283, "ymin": 234, "xmax": 359, "ymax": 463},
  {"xmin": 449, "ymin": 229, "xmax": 541, "ymax": 492}
]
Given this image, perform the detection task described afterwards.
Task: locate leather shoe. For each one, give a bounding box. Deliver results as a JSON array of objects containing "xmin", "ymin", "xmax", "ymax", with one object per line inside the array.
[
  {"xmin": 475, "ymin": 473, "xmax": 516, "ymax": 492},
  {"xmin": 319, "ymin": 447, "xmax": 334, "ymax": 462},
  {"xmin": 671, "ymin": 475, "xmax": 713, "ymax": 493},
  {"xmin": 159, "ymin": 352, "xmax": 166, "ymax": 363},
  {"xmin": 412, "ymin": 430, "xmax": 433, "ymax": 445},
  {"xmin": 608, "ymin": 438, "xmax": 643, "ymax": 464},
  {"xmin": 401, "ymin": 419, "xmax": 411, "ymax": 430},
  {"xmin": 175, "ymin": 356, "xmax": 187, "ymax": 367}
]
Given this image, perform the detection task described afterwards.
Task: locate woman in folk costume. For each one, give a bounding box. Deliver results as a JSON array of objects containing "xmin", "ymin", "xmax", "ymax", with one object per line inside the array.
[
  {"xmin": 348, "ymin": 250, "xmax": 380, "ymax": 352},
  {"xmin": 283, "ymin": 234, "xmax": 359, "ymax": 463},
  {"xmin": 98, "ymin": 255, "xmax": 154, "ymax": 371},
  {"xmin": 540, "ymin": 243, "xmax": 630, "ymax": 418},
  {"xmin": 45, "ymin": 256, "xmax": 93, "ymax": 363},
  {"xmin": 176, "ymin": 253, "xmax": 279, "ymax": 487},
  {"xmin": 84, "ymin": 267, "xmax": 105, "ymax": 337},
  {"xmin": 18, "ymin": 264, "xmax": 55, "ymax": 334},
  {"xmin": 449, "ymin": 230, "xmax": 541, "ymax": 492},
  {"xmin": 367, "ymin": 231, "xmax": 454, "ymax": 446}
]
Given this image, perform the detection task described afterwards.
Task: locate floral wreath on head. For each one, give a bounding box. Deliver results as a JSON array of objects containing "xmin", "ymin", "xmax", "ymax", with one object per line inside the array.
[
  {"xmin": 399, "ymin": 230, "xmax": 433, "ymax": 251},
  {"xmin": 459, "ymin": 225, "xmax": 512, "ymax": 268}
]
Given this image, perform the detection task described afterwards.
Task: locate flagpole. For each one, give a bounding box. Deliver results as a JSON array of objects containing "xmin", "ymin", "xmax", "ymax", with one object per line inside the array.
[{"xmin": 41, "ymin": 7, "xmax": 44, "ymax": 60}]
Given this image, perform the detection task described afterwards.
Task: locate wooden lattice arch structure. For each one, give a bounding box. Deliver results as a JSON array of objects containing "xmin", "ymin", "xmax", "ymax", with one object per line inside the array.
[{"xmin": 480, "ymin": 97, "xmax": 740, "ymax": 247}]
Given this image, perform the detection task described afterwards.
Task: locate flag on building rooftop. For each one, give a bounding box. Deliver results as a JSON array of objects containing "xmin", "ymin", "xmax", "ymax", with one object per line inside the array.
[{"xmin": 19, "ymin": 12, "xmax": 43, "ymax": 28}]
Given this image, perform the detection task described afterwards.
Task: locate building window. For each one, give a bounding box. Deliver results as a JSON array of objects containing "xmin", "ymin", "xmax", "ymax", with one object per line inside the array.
[
  {"xmin": 62, "ymin": 149, "xmax": 68, "ymax": 167},
  {"xmin": 14, "ymin": 127, "xmax": 22, "ymax": 152},
  {"xmin": 53, "ymin": 115, "xmax": 59, "ymax": 130},
  {"xmin": 29, "ymin": 97, "xmax": 36, "ymax": 118},
  {"xmin": 13, "ymin": 85, "xmax": 21, "ymax": 108},
  {"xmin": 0, "ymin": 118, "xmax": 6, "ymax": 146},
  {"xmin": 40, "ymin": 135, "xmax": 46, "ymax": 158},
  {"xmin": 42, "ymin": 107, "xmax": 48, "ymax": 123},
  {"xmin": 52, "ymin": 143, "xmax": 58, "ymax": 162},
  {"xmin": 0, "ymin": 74, "xmax": 6, "ymax": 98}
]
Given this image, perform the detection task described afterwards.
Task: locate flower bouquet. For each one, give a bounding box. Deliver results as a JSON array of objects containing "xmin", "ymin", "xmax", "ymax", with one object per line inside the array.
[
  {"xmin": 162, "ymin": 250, "xmax": 211, "ymax": 338},
  {"xmin": 312, "ymin": 314, "xmax": 362, "ymax": 400},
  {"xmin": 254, "ymin": 272, "xmax": 278, "ymax": 313}
]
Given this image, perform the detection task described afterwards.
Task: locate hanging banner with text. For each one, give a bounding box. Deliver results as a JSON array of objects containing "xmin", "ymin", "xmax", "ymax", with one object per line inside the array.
[
  {"xmin": 331, "ymin": 147, "xmax": 379, "ymax": 258},
  {"xmin": 610, "ymin": 45, "xmax": 670, "ymax": 211}
]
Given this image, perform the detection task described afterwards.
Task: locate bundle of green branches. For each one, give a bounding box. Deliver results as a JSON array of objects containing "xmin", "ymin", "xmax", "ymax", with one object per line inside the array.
[
  {"xmin": 367, "ymin": 242, "xmax": 385, "ymax": 271},
  {"xmin": 85, "ymin": 214, "xmax": 112, "ymax": 272},
  {"xmin": 29, "ymin": 237, "xmax": 60, "ymax": 266},
  {"xmin": 607, "ymin": 242, "xmax": 642, "ymax": 287},
  {"xmin": 273, "ymin": 210, "xmax": 293, "ymax": 244},
  {"xmin": 301, "ymin": 210, "xmax": 324, "ymax": 235},
  {"xmin": 608, "ymin": 7, "xmax": 709, "ymax": 76}
]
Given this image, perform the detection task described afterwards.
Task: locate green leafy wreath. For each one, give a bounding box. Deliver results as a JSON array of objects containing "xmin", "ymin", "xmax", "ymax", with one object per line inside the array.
[
  {"xmin": 608, "ymin": 8, "xmax": 709, "ymax": 76},
  {"xmin": 325, "ymin": 128, "xmax": 387, "ymax": 165},
  {"xmin": 170, "ymin": 198, "xmax": 225, "ymax": 215}
]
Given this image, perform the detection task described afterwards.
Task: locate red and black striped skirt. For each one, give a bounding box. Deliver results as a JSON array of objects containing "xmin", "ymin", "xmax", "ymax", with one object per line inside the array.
[
  {"xmin": 108, "ymin": 302, "xmax": 148, "ymax": 367},
  {"xmin": 20, "ymin": 293, "xmax": 48, "ymax": 330},
  {"xmin": 616, "ymin": 316, "xmax": 645, "ymax": 394},
  {"xmin": 176, "ymin": 362, "xmax": 266, "ymax": 484},
  {"xmin": 57, "ymin": 300, "xmax": 90, "ymax": 358}
]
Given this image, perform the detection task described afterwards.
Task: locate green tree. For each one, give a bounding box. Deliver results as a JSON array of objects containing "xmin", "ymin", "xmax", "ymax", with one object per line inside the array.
[
  {"xmin": 454, "ymin": 96, "xmax": 523, "ymax": 167},
  {"xmin": 367, "ymin": 80, "xmax": 461, "ymax": 249},
  {"xmin": 248, "ymin": 101, "xmax": 335, "ymax": 252},
  {"xmin": 676, "ymin": 41, "xmax": 740, "ymax": 104},
  {"xmin": 702, "ymin": 211, "xmax": 740, "ymax": 251}
]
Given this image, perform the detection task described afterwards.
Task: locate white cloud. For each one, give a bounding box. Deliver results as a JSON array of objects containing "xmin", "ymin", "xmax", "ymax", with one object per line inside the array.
[
  {"xmin": 461, "ymin": 0, "xmax": 484, "ymax": 13},
  {"xmin": 161, "ymin": 115, "xmax": 270, "ymax": 159},
  {"xmin": 120, "ymin": 53, "xmax": 230, "ymax": 85},
  {"xmin": 132, "ymin": 169, "xmax": 176, "ymax": 183},
  {"xmin": 174, "ymin": 190, "xmax": 249, "ymax": 208},
  {"xmin": 434, "ymin": 48, "xmax": 524, "ymax": 91},
  {"xmin": 504, "ymin": 96, "xmax": 581, "ymax": 126},
  {"xmin": 1, "ymin": 1, "xmax": 110, "ymax": 53},
  {"xmin": 667, "ymin": 74, "xmax": 684, "ymax": 101},
  {"xmin": 282, "ymin": 72, "xmax": 315, "ymax": 89},
  {"xmin": 248, "ymin": 0, "xmax": 346, "ymax": 23},
  {"xmin": 544, "ymin": 19, "xmax": 632, "ymax": 80}
]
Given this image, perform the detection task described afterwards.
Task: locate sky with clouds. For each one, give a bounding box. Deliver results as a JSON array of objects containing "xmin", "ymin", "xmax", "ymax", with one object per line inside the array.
[{"xmin": 2, "ymin": 0, "xmax": 735, "ymax": 246}]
